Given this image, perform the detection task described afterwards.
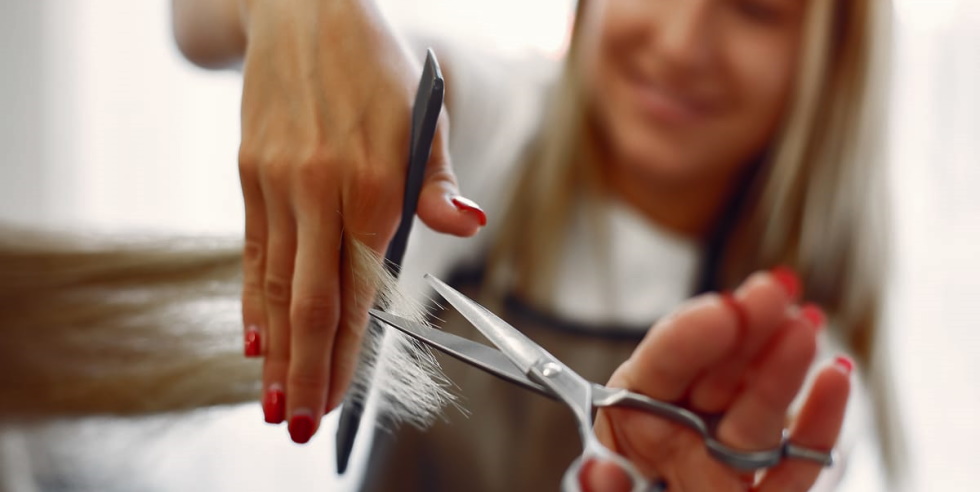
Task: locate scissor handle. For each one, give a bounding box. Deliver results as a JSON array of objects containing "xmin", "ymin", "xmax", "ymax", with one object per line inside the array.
[
  {"xmin": 594, "ymin": 388, "xmax": 835, "ymax": 471},
  {"xmin": 560, "ymin": 436, "xmax": 665, "ymax": 492},
  {"xmin": 523, "ymin": 361, "xmax": 660, "ymax": 492}
]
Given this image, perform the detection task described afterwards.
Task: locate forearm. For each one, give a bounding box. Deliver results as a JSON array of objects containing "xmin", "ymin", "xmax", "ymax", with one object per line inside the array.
[{"xmin": 171, "ymin": 0, "xmax": 246, "ymax": 68}]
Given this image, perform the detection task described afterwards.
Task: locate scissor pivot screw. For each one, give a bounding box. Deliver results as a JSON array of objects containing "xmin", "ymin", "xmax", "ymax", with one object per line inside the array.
[{"xmin": 541, "ymin": 362, "xmax": 563, "ymax": 377}]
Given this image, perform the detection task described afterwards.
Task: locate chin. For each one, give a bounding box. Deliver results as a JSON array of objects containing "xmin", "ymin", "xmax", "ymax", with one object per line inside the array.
[{"xmin": 614, "ymin": 132, "xmax": 708, "ymax": 185}]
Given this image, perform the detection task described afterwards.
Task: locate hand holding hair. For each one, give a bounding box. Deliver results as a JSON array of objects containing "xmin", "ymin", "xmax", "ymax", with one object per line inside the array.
[{"xmin": 174, "ymin": 0, "xmax": 486, "ymax": 443}]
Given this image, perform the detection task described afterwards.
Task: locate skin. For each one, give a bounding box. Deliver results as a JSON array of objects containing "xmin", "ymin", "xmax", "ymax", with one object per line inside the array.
[
  {"xmin": 580, "ymin": 272, "xmax": 850, "ymax": 491},
  {"xmin": 170, "ymin": 0, "xmax": 851, "ymax": 487},
  {"xmin": 580, "ymin": 0, "xmax": 806, "ymax": 236},
  {"xmin": 173, "ymin": 0, "xmax": 484, "ymax": 441}
]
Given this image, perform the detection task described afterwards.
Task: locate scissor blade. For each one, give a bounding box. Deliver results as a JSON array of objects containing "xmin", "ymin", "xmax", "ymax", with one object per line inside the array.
[
  {"xmin": 368, "ymin": 310, "xmax": 554, "ymax": 398},
  {"xmin": 424, "ymin": 274, "xmax": 549, "ymax": 375},
  {"xmin": 335, "ymin": 49, "xmax": 445, "ymax": 475}
]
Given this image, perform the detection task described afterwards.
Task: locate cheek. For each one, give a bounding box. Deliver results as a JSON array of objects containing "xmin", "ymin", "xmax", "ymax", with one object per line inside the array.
[{"xmin": 726, "ymin": 42, "xmax": 799, "ymax": 148}]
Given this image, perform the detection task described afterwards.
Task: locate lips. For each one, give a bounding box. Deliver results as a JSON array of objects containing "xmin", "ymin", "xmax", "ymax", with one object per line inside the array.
[{"xmin": 624, "ymin": 71, "xmax": 714, "ymax": 125}]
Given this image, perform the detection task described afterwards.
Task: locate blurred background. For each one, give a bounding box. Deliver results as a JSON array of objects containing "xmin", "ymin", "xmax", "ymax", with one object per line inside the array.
[{"xmin": 0, "ymin": 0, "xmax": 977, "ymax": 490}]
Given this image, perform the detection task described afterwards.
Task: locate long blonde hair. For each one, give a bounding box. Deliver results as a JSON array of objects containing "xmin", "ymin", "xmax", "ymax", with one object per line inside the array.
[
  {"xmin": 0, "ymin": 224, "xmax": 452, "ymax": 428},
  {"xmin": 491, "ymin": 0, "xmax": 901, "ymax": 478}
]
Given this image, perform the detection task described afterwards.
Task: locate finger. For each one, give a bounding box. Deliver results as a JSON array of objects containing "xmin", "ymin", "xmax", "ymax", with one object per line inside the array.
[
  {"xmin": 609, "ymin": 294, "xmax": 741, "ymax": 402},
  {"xmin": 285, "ymin": 207, "xmax": 343, "ymax": 444},
  {"xmin": 238, "ymin": 155, "xmax": 268, "ymax": 359},
  {"xmin": 715, "ymin": 315, "xmax": 817, "ymax": 452},
  {"xmin": 688, "ymin": 269, "xmax": 801, "ymax": 413},
  {"xmin": 328, "ymin": 154, "xmax": 404, "ymax": 411},
  {"xmin": 326, "ymin": 236, "xmax": 383, "ymax": 411},
  {"xmin": 259, "ymin": 176, "xmax": 297, "ymax": 426},
  {"xmin": 415, "ymin": 114, "xmax": 486, "ymax": 236},
  {"xmin": 757, "ymin": 360, "xmax": 852, "ymax": 492},
  {"xmin": 580, "ymin": 459, "xmax": 633, "ymax": 492}
]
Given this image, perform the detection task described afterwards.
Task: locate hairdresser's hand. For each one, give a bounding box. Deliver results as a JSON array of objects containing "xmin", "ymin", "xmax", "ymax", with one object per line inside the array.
[
  {"xmin": 235, "ymin": 0, "xmax": 485, "ymax": 443},
  {"xmin": 582, "ymin": 271, "xmax": 852, "ymax": 492}
]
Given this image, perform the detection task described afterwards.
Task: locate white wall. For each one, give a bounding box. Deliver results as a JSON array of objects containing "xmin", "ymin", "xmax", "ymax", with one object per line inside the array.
[
  {"xmin": 0, "ymin": 1, "xmax": 243, "ymax": 234},
  {"xmin": 890, "ymin": 1, "xmax": 980, "ymax": 490},
  {"xmin": 0, "ymin": 2, "xmax": 50, "ymax": 223}
]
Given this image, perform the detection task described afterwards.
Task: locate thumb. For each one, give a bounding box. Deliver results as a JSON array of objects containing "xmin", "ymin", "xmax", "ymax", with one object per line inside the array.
[
  {"xmin": 415, "ymin": 118, "xmax": 486, "ymax": 237},
  {"xmin": 580, "ymin": 458, "xmax": 634, "ymax": 492}
]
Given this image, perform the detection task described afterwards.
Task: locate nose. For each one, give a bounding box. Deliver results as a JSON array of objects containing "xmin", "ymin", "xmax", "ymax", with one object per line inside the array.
[{"xmin": 656, "ymin": 0, "xmax": 714, "ymax": 71}]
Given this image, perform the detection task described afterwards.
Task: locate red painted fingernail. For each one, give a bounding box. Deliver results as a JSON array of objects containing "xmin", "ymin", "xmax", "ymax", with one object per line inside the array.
[
  {"xmin": 739, "ymin": 473, "xmax": 758, "ymax": 488},
  {"xmin": 577, "ymin": 457, "xmax": 595, "ymax": 492},
  {"xmin": 263, "ymin": 384, "xmax": 285, "ymax": 424},
  {"xmin": 451, "ymin": 195, "xmax": 487, "ymax": 226},
  {"xmin": 720, "ymin": 291, "xmax": 749, "ymax": 333},
  {"xmin": 244, "ymin": 326, "xmax": 261, "ymax": 357},
  {"xmin": 834, "ymin": 355, "xmax": 854, "ymax": 374},
  {"xmin": 289, "ymin": 411, "xmax": 315, "ymax": 444},
  {"xmin": 770, "ymin": 266, "xmax": 801, "ymax": 298},
  {"xmin": 800, "ymin": 303, "xmax": 826, "ymax": 331}
]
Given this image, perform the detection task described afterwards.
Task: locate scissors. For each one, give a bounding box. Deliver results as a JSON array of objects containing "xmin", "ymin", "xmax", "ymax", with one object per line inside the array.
[
  {"xmin": 335, "ymin": 48, "xmax": 445, "ymax": 474},
  {"xmin": 368, "ymin": 274, "xmax": 836, "ymax": 491}
]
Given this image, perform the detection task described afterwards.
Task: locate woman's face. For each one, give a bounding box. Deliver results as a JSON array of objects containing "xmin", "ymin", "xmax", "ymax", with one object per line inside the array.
[{"xmin": 581, "ymin": 0, "xmax": 807, "ymax": 185}]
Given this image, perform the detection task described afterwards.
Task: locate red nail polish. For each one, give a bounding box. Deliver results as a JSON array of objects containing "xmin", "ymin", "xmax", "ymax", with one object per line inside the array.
[
  {"xmin": 770, "ymin": 266, "xmax": 801, "ymax": 298},
  {"xmin": 263, "ymin": 385, "xmax": 285, "ymax": 424},
  {"xmin": 720, "ymin": 291, "xmax": 748, "ymax": 333},
  {"xmin": 289, "ymin": 412, "xmax": 315, "ymax": 444},
  {"xmin": 800, "ymin": 303, "xmax": 826, "ymax": 330},
  {"xmin": 451, "ymin": 195, "xmax": 487, "ymax": 226},
  {"xmin": 834, "ymin": 355, "xmax": 854, "ymax": 374},
  {"xmin": 244, "ymin": 326, "xmax": 261, "ymax": 357}
]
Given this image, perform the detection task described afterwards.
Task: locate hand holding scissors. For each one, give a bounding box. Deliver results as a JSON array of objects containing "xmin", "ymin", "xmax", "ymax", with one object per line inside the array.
[{"xmin": 370, "ymin": 270, "xmax": 852, "ymax": 491}]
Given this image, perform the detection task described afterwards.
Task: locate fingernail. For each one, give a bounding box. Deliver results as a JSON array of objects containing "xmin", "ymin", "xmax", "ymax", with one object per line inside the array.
[
  {"xmin": 720, "ymin": 291, "xmax": 749, "ymax": 333},
  {"xmin": 799, "ymin": 303, "xmax": 826, "ymax": 331},
  {"xmin": 451, "ymin": 195, "xmax": 487, "ymax": 226},
  {"xmin": 770, "ymin": 266, "xmax": 801, "ymax": 298},
  {"xmin": 289, "ymin": 410, "xmax": 315, "ymax": 444},
  {"xmin": 244, "ymin": 325, "xmax": 261, "ymax": 357},
  {"xmin": 263, "ymin": 384, "xmax": 285, "ymax": 424},
  {"xmin": 577, "ymin": 457, "xmax": 596, "ymax": 492},
  {"xmin": 834, "ymin": 355, "xmax": 854, "ymax": 374}
]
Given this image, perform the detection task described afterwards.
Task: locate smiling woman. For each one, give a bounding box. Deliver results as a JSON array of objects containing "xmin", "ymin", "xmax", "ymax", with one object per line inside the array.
[{"xmin": 367, "ymin": 0, "xmax": 898, "ymax": 490}]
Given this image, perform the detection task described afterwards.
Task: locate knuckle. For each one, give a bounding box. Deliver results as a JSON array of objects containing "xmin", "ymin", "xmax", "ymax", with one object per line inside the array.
[
  {"xmin": 291, "ymin": 295, "xmax": 340, "ymax": 336},
  {"xmin": 297, "ymin": 148, "xmax": 331, "ymax": 179},
  {"xmin": 349, "ymin": 165, "xmax": 399, "ymax": 211},
  {"xmin": 425, "ymin": 165, "xmax": 456, "ymax": 186},
  {"xmin": 241, "ymin": 279, "xmax": 265, "ymax": 303},
  {"xmin": 261, "ymin": 160, "xmax": 292, "ymax": 191},
  {"xmin": 288, "ymin": 370, "xmax": 330, "ymax": 394},
  {"xmin": 243, "ymin": 240, "xmax": 264, "ymax": 268},
  {"xmin": 294, "ymin": 147, "xmax": 344, "ymax": 197},
  {"xmin": 263, "ymin": 357, "xmax": 289, "ymax": 376},
  {"xmin": 264, "ymin": 274, "xmax": 292, "ymax": 305},
  {"xmin": 238, "ymin": 146, "xmax": 260, "ymax": 180}
]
